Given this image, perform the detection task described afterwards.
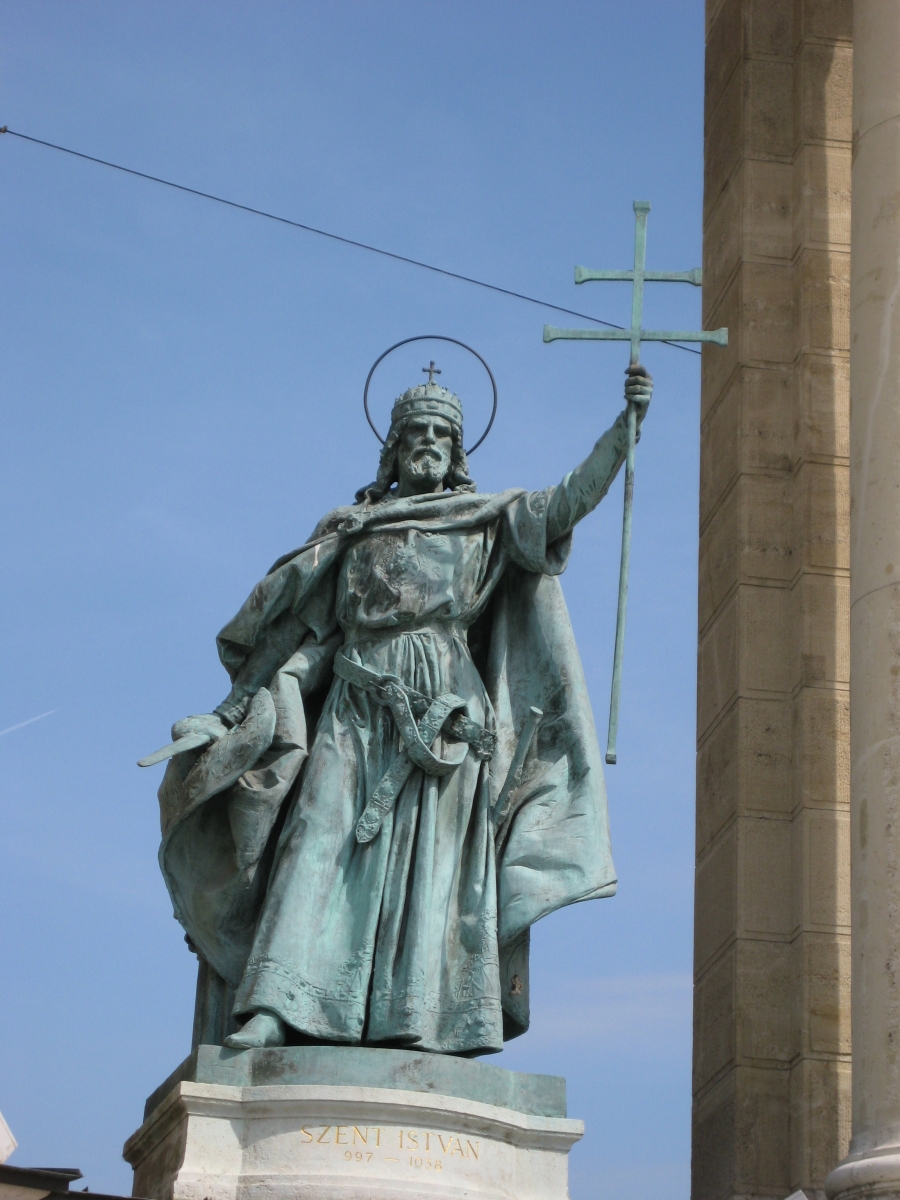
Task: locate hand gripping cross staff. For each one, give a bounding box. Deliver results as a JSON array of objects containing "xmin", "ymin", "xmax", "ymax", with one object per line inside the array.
[{"xmin": 545, "ymin": 201, "xmax": 728, "ymax": 765}]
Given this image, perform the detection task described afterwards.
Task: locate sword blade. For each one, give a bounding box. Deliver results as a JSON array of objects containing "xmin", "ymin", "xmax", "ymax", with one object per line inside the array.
[{"xmin": 137, "ymin": 731, "xmax": 212, "ymax": 768}]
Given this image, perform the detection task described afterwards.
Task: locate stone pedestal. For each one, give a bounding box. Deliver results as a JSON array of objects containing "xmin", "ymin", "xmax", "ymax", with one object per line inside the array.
[{"xmin": 123, "ymin": 1046, "xmax": 583, "ymax": 1200}]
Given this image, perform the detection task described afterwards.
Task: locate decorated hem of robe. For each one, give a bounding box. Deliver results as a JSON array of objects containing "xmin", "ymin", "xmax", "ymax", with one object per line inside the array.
[
  {"xmin": 236, "ymin": 955, "xmax": 506, "ymax": 1054},
  {"xmin": 235, "ymin": 956, "xmax": 368, "ymax": 1040},
  {"xmin": 368, "ymin": 985, "xmax": 504, "ymax": 1051}
]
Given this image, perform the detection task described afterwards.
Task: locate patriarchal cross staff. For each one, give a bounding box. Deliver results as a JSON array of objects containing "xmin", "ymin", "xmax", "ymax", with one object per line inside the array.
[{"xmin": 545, "ymin": 201, "xmax": 728, "ymax": 764}]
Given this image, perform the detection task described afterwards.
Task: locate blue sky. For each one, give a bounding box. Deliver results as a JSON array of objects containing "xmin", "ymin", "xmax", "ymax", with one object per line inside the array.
[{"xmin": 0, "ymin": 4, "xmax": 704, "ymax": 1197}]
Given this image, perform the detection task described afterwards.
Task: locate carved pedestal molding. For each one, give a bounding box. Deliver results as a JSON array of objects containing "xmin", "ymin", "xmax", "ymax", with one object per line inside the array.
[
  {"xmin": 825, "ymin": 5, "xmax": 900, "ymax": 1200},
  {"xmin": 124, "ymin": 1081, "xmax": 583, "ymax": 1200},
  {"xmin": 124, "ymin": 1046, "xmax": 582, "ymax": 1200}
]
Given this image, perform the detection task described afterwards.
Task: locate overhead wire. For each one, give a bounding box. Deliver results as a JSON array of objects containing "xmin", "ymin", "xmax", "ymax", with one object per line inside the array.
[{"xmin": 0, "ymin": 126, "xmax": 702, "ymax": 357}]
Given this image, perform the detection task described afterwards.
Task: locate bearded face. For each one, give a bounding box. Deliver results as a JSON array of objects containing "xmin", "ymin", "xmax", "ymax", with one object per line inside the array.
[{"xmin": 396, "ymin": 414, "xmax": 455, "ymax": 496}]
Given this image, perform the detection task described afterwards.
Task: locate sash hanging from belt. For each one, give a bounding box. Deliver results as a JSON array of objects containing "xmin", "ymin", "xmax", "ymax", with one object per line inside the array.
[{"xmin": 333, "ymin": 649, "xmax": 494, "ymax": 844}]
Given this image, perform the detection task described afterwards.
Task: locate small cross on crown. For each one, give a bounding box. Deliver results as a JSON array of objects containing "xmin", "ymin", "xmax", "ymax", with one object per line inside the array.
[{"xmin": 422, "ymin": 361, "xmax": 441, "ymax": 384}]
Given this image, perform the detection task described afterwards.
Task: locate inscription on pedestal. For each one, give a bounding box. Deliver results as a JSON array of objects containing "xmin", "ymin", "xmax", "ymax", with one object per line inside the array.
[
  {"xmin": 124, "ymin": 1069, "xmax": 584, "ymax": 1200},
  {"xmin": 297, "ymin": 1123, "xmax": 481, "ymax": 1174}
]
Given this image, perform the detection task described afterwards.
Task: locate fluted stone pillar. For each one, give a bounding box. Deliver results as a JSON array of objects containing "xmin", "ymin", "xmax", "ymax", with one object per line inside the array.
[{"xmin": 826, "ymin": 5, "xmax": 900, "ymax": 1199}]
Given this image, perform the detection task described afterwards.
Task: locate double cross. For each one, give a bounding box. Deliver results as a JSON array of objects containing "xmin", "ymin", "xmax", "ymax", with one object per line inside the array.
[
  {"xmin": 544, "ymin": 201, "xmax": 727, "ymax": 363},
  {"xmin": 544, "ymin": 201, "xmax": 728, "ymax": 765}
]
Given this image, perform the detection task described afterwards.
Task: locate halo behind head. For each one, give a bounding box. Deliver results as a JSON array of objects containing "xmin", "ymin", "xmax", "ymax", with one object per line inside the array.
[{"xmin": 363, "ymin": 335, "xmax": 497, "ymax": 456}]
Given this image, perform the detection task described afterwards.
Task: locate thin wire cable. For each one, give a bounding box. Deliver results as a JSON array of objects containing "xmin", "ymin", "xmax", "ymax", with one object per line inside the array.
[{"xmin": 0, "ymin": 126, "xmax": 702, "ymax": 356}]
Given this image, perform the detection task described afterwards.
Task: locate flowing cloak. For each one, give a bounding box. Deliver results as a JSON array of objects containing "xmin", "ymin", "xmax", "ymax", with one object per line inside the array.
[{"xmin": 157, "ymin": 486, "xmax": 617, "ymax": 1053}]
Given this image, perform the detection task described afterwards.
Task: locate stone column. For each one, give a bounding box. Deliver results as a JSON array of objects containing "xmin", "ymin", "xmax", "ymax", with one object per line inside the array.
[
  {"xmin": 695, "ymin": 5, "xmax": 852, "ymax": 1200},
  {"xmin": 826, "ymin": 5, "xmax": 900, "ymax": 1200}
]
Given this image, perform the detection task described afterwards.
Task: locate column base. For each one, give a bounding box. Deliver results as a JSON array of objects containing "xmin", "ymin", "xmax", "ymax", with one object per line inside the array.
[
  {"xmin": 826, "ymin": 1128, "xmax": 900, "ymax": 1200},
  {"xmin": 124, "ymin": 1046, "xmax": 583, "ymax": 1200}
]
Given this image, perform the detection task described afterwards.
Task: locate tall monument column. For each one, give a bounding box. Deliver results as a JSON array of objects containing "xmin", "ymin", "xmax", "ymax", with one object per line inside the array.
[
  {"xmin": 826, "ymin": 4, "xmax": 900, "ymax": 1199},
  {"xmin": 695, "ymin": 4, "xmax": 852, "ymax": 1199}
]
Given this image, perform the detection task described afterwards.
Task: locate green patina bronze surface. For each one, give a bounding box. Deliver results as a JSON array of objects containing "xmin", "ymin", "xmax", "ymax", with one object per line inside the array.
[
  {"xmin": 149, "ymin": 365, "xmax": 651, "ymax": 1056},
  {"xmin": 143, "ymin": 1045, "xmax": 567, "ymax": 1122},
  {"xmin": 544, "ymin": 201, "xmax": 728, "ymax": 765}
]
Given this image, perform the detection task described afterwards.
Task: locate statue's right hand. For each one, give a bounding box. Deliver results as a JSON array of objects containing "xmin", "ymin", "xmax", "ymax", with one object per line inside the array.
[{"xmin": 171, "ymin": 714, "xmax": 229, "ymax": 744}]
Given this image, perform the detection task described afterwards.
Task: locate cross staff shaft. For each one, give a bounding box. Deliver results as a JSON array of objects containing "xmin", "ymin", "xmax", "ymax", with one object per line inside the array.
[
  {"xmin": 543, "ymin": 201, "xmax": 728, "ymax": 766},
  {"xmin": 628, "ymin": 200, "xmax": 649, "ymax": 364}
]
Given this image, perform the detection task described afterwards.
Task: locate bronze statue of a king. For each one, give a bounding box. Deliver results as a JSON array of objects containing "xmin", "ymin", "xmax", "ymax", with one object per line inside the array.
[{"xmin": 150, "ymin": 361, "xmax": 652, "ymax": 1056}]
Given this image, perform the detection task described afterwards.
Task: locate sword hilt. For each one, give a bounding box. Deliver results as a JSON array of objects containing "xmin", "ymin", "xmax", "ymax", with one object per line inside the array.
[{"xmin": 492, "ymin": 706, "xmax": 543, "ymax": 831}]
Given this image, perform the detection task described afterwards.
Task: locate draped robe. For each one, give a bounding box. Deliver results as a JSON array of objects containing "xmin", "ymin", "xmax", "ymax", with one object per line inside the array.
[{"xmin": 158, "ymin": 437, "xmax": 626, "ymax": 1055}]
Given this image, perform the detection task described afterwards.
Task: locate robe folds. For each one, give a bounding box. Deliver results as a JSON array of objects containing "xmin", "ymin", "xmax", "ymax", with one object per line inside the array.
[{"xmin": 158, "ymin": 486, "xmax": 617, "ymax": 1055}]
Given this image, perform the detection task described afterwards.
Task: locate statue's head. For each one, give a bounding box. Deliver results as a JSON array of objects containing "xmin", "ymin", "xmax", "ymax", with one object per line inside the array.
[{"xmin": 355, "ymin": 381, "xmax": 476, "ymax": 503}]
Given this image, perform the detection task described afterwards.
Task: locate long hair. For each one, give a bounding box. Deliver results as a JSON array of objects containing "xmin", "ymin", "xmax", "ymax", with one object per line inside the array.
[{"xmin": 355, "ymin": 416, "xmax": 476, "ymax": 503}]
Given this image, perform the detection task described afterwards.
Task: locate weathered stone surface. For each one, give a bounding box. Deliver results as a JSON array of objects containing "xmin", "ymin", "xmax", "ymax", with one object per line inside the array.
[
  {"xmin": 748, "ymin": 0, "xmax": 793, "ymax": 58},
  {"xmin": 700, "ymin": 474, "xmax": 793, "ymax": 629},
  {"xmin": 693, "ymin": 1072, "xmax": 739, "ymax": 1200},
  {"xmin": 697, "ymin": 583, "xmax": 794, "ymax": 738},
  {"xmin": 738, "ymin": 815, "xmax": 793, "ymax": 938},
  {"xmin": 747, "ymin": 58, "xmax": 794, "ymax": 158},
  {"xmin": 698, "ymin": 594, "xmax": 739, "ymax": 737},
  {"xmin": 794, "ymin": 0, "xmax": 853, "ymax": 45},
  {"xmin": 704, "ymin": 165, "xmax": 744, "ymax": 311},
  {"xmin": 794, "ymin": 353, "xmax": 850, "ymax": 461},
  {"xmin": 705, "ymin": 68, "xmax": 745, "ymax": 221},
  {"xmin": 700, "ymin": 367, "xmax": 792, "ymax": 524},
  {"xmin": 733, "ymin": 1066, "xmax": 792, "ymax": 1192},
  {"xmin": 744, "ymin": 158, "xmax": 793, "ymax": 259},
  {"xmin": 793, "ymin": 461, "xmax": 850, "ymax": 572},
  {"xmin": 706, "ymin": 0, "xmax": 743, "ymax": 119},
  {"xmin": 702, "ymin": 280, "xmax": 742, "ymax": 402},
  {"xmin": 793, "ymin": 144, "xmax": 851, "ymax": 250},
  {"xmin": 795, "ymin": 572, "xmax": 850, "ymax": 685},
  {"xmin": 696, "ymin": 4, "xmax": 852, "ymax": 1199},
  {"xmin": 792, "ymin": 809, "xmax": 851, "ymax": 931},
  {"xmin": 695, "ymin": 821, "xmax": 738, "ymax": 972},
  {"xmin": 795, "ymin": 249, "xmax": 850, "ymax": 352},
  {"xmin": 697, "ymin": 703, "xmax": 741, "ymax": 855},
  {"xmin": 694, "ymin": 946, "xmax": 737, "ymax": 1092},
  {"xmin": 736, "ymin": 939, "xmax": 793, "ymax": 1063},
  {"xmin": 124, "ymin": 1077, "xmax": 583, "ymax": 1200},
  {"xmin": 794, "ymin": 934, "xmax": 851, "ymax": 1056},
  {"xmin": 697, "ymin": 698, "xmax": 793, "ymax": 857},
  {"xmin": 792, "ymin": 1057, "xmax": 852, "ymax": 1189},
  {"xmin": 143, "ymin": 1045, "xmax": 568, "ymax": 1125},
  {"xmin": 741, "ymin": 584, "xmax": 794, "ymax": 692},
  {"xmin": 793, "ymin": 42, "xmax": 853, "ymax": 147},
  {"xmin": 793, "ymin": 686, "xmax": 850, "ymax": 810},
  {"xmin": 828, "ymin": 189, "xmax": 900, "ymax": 1177}
]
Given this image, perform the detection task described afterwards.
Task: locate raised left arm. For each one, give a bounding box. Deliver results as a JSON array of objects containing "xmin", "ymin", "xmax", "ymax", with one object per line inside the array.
[{"xmin": 545, "ymin": 365, "xmax": 653, "ymax": 543}]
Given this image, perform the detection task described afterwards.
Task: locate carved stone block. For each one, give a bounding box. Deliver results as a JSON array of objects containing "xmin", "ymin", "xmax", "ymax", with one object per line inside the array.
[{"xmin": 125, "ymin": 1047, "xmax": 580, "ymax": 1200}]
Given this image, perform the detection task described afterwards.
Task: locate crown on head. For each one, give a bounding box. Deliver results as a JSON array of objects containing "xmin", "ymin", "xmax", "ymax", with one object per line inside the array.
[{"xmin": 391, "ymin": 382, "xmax": 463, "ymax": 431}]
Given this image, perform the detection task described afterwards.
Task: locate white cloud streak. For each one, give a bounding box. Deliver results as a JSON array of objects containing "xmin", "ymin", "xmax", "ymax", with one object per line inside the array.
[{"xmin": 0, "ymin": 710, "xmax": 59, "ymax": 738}]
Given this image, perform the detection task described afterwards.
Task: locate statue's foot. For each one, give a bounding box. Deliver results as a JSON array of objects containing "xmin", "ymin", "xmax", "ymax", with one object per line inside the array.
[{"xmin": 225, "ymin": 1010, "xmax": 286, "ymax": 1049}]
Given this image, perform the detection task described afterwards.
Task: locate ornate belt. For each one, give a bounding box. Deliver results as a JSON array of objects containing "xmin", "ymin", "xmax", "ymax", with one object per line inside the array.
[{"xmin": 333, "ymin": 649, "xmax": 495, "ymax": 844}]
